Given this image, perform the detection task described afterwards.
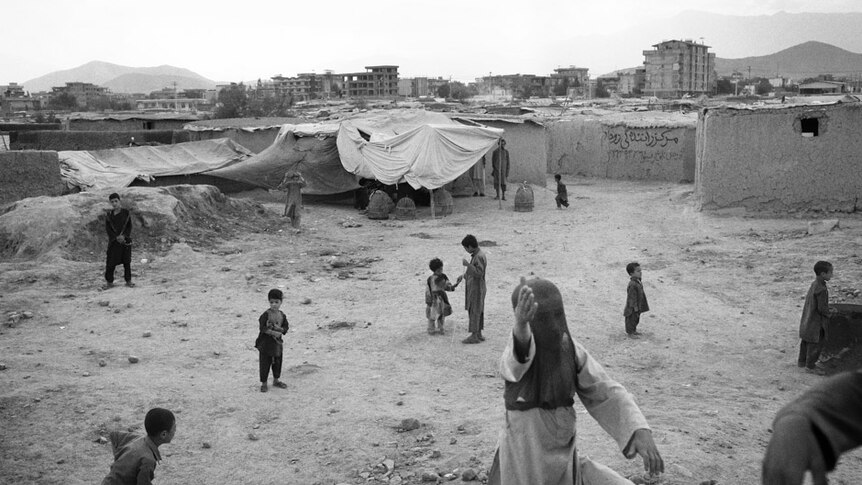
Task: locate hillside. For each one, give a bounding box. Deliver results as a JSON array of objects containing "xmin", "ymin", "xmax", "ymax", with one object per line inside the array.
[
  {"xmin": 23, "ymin": 60, "xmax": 216, "ymax": 93},
  {"xmin": 715, "ymin": 41, "xmax": 862, "ymax": 80}
]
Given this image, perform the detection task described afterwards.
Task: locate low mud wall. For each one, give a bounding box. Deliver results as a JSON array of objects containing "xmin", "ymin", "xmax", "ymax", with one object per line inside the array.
[
  {"xmin": 696, "ymin": 104, "xmax": 862, "ymax": 211},
  {"xmin": 548, "ymin": 115, "xmax": 696, "ymax": 182},
  {"xmin": 0, "ymin": 151, "xmax": 65, "ymax": 205},
  {"xmin": 10, "ymin": 130, "xmax": 189, "ymax": 151}
]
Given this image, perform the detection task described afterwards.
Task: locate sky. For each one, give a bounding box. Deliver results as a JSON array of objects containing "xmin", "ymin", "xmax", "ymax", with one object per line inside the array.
[{"xmin": 3, "ymin": 0, "xmax": 862, "ymax": 85}]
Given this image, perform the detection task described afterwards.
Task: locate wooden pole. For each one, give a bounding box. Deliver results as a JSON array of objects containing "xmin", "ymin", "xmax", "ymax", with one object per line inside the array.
[
  {"xmin": 497, "ymin": 138, "xmax": 503, "ymax": 210},
  {"xmin": 430, "ymin": 188, "xmax": 436, "ymax": 219}
]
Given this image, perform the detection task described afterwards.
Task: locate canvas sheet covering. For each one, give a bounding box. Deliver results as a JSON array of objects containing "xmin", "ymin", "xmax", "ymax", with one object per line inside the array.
[
  {"xmin": 207, "ymin": 123, "xmax": 360, "ymax": 195},
  {"xmin": 336, "ymin": 110, "xmax": 504, "ymax": 190},
  {"xmin": 59, "ymin": 139, "xmax": 253, "ymax": 191}
]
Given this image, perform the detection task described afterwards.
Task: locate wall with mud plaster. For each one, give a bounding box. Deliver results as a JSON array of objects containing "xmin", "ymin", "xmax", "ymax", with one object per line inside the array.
[
  {"xmin": 696, "ymin": 104, "xmax": 862, "ymax": 211},
  {"xmin": 462, "ymin": 120, "xmax": 547, "ymax": 187},
  {"xmin": 0, "ymin": 151, "xmax": 65, "ymax": 205},
  {"xmin": 547, "ymin": 117, "xmax": 696, "ymax": 182}
]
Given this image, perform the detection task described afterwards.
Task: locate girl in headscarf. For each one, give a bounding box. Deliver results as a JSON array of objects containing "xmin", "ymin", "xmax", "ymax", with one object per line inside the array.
[{"xmin": 488, "ymin": 277, "xmax": 664, "ymax": 485}]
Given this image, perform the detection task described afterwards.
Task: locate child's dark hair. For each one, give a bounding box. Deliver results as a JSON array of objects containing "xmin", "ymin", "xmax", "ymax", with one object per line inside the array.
[
  {"xmin": 144, "ymin": 408, "xmax": 175, "ymax": 437},
  {"xmin": 626, "ymin": 262, "xmax": 640, "ymax": 275},
  {"xmin": 814, "ymin": 261, "xmax": 833, "ymax": 276},
  {"xmin": 268, "ymin": 288, "xmax": 283, "ymax": 301},
  {"xmin": 554, "ymin": 174, "xmax": 561, "ymax": 181},
  {"xmin": 462, "ymin": 234, "xmax": 478, "ymax": 249},
  {"xmin": 429, "ymin": 258, "xmax": 443, "ymax": 272},
  {"xmin": 109, "ymin": 193, "xmax": 120, "ymax": 201}
]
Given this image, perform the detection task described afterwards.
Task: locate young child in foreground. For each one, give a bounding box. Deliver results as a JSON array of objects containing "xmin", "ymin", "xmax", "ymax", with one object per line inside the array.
[
  {"xmin": 426, "ymin": 258, "xmax": 462, "ymax": 335},
  {"xmin": 489, "ymin": 277, "xmax": 664, "ymax": 485},
  {"xmin": 101, "ymin": 407, "xmax": 176, "ymax": 485},
  {"xmin": 624, "ymin": 262, "xmax": 649, "ymax": 338},
  {"xmin": 255, "ymin": 288, "xmax": 289, "ymax": 392}
]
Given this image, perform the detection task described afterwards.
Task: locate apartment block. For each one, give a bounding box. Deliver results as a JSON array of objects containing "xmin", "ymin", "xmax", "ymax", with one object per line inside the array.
[{"xmin": 643, "ymin": 40, "xmax": 715, "ymax": 97}]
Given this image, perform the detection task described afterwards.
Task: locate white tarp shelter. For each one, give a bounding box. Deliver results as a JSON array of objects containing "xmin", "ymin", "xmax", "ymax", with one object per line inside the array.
[{"xmin": 336, "ymin": 109, "xmax": 503, "ymax": 189}]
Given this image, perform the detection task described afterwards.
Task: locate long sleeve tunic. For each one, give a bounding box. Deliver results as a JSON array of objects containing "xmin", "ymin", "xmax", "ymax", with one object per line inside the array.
[
  {"xmin": 463, "ymin": 249, "xmax": 487, "ymax": 314},
  {"xmin": 799, "ymin": 278, "xmax": 830, "ymax": 342},
  {"xmin": 493, "ymin": 335, "xmax": 650, "ymax": 485}
]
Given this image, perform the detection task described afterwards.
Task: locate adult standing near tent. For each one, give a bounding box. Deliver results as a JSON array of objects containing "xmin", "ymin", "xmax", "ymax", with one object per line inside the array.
[
  {"xmin": 470, "ymin": 156, "xmax": 486, "ymax": 197},
  {"xmin": 103, "ymin": 193, "xmax": 134, "ymax": 289},
  {"xmin": 461, "ymin": 234, "xmax": 487, "ymax": 344},
  {"xmin": 492, "ymin": 139, "xmax": 510, "ymax": 201},
  {"xmin": 279, "ymin": 171, "xmax": 306, "ymax": 229}
]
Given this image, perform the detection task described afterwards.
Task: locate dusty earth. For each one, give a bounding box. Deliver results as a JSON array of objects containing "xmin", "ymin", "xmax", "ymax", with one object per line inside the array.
[{"xmin": 2, "ymin": 177, "xmax": 862, "ymax": 485}]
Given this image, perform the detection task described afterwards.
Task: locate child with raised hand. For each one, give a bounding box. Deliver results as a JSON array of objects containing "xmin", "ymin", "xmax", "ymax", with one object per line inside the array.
[{"xmin": 255, "ymin": 288, "xmax": 289, "ymax": 392}]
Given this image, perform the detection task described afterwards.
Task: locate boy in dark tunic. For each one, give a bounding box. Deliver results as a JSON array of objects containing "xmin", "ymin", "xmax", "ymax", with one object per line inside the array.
[
  {"xmin": 255, "ymin": 288, "xmax": 289, "ymax": 392},
  {"xmin": 797, "ymin": 260, "xmax": 837, "ymax": 374},
  {"xmin": 623, "ymin": 262, "xmax": 649, "ymax": 337},
  {"xmin": 104, "ymin": 193, "xmax": 134, "ymax": 289},
  {"xmin": 554, "ymin": 173, "xmax": 569, "ymax": 209},
  {"xmin": 101, "ymin": 407, "xmax": 176, "ymax": 485}
]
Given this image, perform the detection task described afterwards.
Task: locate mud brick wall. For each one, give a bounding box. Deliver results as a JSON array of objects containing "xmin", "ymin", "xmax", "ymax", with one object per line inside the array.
[
  {"xmin": 696, "ymin": 104, "xmax": 862, "ymax": 211},
  {"xmin": 10, "ymin": 130, "xmax": 189, "ymax": 151},
  {"xmin": 0, "ymin": 151, "xmax": 65, "ymax": 205},
  {"xmin": 547, "ymin": 117, "xmax": 697, "ymax": 183}
]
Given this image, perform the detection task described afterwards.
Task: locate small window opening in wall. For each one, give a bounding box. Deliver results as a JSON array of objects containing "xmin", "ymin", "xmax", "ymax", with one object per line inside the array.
[{"xmin": 801, "ymin": 117, "xmax": 819, "ymax": 137}]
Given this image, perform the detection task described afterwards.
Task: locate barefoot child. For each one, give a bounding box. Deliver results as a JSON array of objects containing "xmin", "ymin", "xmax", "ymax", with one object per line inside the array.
[
  {"xmin": 255, "ymin": 289, "xmax": 289, "ymax": 392},
  {"xmin": 624, "ymin": 262, "xmax": 649, "ymax": 338},
  {"xmin": 554, "ymin": 174, "xmax": 569, "ymax": 209},
  {"xmin": 101, "ymin": 407, "xmax": 176, "ymax": 485},
  {"xmin": 426, "ymin": 258, "xmax": 462, "ymax": 335},
  {"xmin": 798, "ymin": 261, "xmax": 838, "ymax": 374}
]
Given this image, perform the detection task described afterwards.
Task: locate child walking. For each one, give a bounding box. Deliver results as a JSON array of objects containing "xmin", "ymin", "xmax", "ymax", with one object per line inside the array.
[
  {"xmin": 798, "ymin": 261, "xmax": 838, "ymax": 374},
  {"xmin": 255, "ymin": 288, "xmax": 289, "ymax": 392},
  {"xmin": 101, "ymin": 407, "xmax": 176, "ymax": 485},
  {"xmin": 624, "ymin": 262, "xmax": 649, "ymax": 338},
  {"xmin": 426, "ymin": 258, "xmax": 462, "ymax": 335},
  {"xmin": 554, "ymin": 174, "xmax": 569, "ymax": 209}
]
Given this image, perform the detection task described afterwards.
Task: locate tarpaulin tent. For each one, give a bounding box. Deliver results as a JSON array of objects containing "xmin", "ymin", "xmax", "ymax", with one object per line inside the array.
[
  {"xmin": 207, "ymin": 123, "xmax": 360, "ymax": 195},
  {"xmin": 336, "ymin": 109, "xmax": 504, "ymax": 190},
  {"xmin": 59, "ymin": 139, "xmax": 253, "ymax": 191}
]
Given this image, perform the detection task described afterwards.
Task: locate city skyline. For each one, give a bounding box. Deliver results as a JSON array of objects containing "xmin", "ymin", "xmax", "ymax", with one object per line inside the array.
[{"xmin": 3, "ymin": 0, "xmax": 862, "ymax": 87}]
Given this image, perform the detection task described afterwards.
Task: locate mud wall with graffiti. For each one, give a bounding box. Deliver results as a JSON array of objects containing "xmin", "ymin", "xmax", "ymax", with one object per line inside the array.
[
  {"xmin": 547, "ymin": 114, "xmax": 696, "ymax": 182},
  {"xmin": 696, "ymin": 104, "xmax": 862, "ymax": 211}
]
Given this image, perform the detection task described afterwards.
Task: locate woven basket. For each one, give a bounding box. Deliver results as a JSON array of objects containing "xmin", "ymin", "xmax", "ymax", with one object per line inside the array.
[
  {"xmin": 394, "ymin": 196, "xmax": 416, "ymax": 220},
  {"xmin": 433, "ymin": 189, "xmax": 453, "ymax": 216},
  {"xmin": 367, "ymin": 190, "xmax": 393, "ymax": 220},
  {"xmin": 513, "ymin": 183, "xmax": 534, "ymax": 212}
]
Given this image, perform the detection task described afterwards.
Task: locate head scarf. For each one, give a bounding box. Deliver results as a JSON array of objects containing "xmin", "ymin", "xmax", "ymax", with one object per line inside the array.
[{"xmin": 504, "ymin": 278, "xmax": 578, "ymax": 411}]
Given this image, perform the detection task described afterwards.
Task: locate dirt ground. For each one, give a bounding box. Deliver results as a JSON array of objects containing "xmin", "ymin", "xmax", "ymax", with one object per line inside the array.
[{"xmin": 2, "ymin": 176, "xmax": 862, "ymax": 485}]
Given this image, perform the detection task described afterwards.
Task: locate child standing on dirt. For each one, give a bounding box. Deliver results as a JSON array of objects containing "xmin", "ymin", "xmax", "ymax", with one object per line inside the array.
[
  {"xmin": 554, "ymin": 174, "xmax": 569, "ymax": 209},
  {"xmin": 798, "ymin": 261, "xmax": 838, "ymax": 375},
  {"xmin": 101, "ymin": 407, "xmax": 176, "ymax": 485},
  {"xmin": 255, "ymin": 288, "xmax": 289, "ymax": 392},
  {"xmin": 624, "ymin": 262, "xmax": 649, "ymax": 338},
  {"xmin": 426, "ymin": 258, "xmax": 462, "ymax": 335}
]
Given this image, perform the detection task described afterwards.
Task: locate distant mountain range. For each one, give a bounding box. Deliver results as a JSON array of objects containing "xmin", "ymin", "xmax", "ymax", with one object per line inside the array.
[
  {"xmin": 714, "ymin": 41, "xmax": 862, "ymax": 81},
  {"xmin": 23, "ymin": 61, "xmax": 217, "ymax": 94}
]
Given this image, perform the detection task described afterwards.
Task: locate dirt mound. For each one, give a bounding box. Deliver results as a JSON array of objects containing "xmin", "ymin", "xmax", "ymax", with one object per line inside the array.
[{"xmin": 0, "ymin": 185, "xmax": 278, "ymax": 262}]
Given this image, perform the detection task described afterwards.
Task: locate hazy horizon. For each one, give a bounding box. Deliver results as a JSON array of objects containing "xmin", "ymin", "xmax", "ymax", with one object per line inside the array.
[{"xmin": 3, "ymin": 0, "xmax": 862, "ymax": 88}]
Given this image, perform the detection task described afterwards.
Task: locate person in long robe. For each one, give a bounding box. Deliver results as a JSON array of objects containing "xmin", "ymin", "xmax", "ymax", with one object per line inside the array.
[
  {"xmin": 104, "ymin": 193, "xmax": 134, "ymax": 289},
  {"xmin": 471, "ymin": 156, "xmax": 486, "ymax": 196},
  {"xmin": 762, "ymin": 369, "xmax": 862, "ymax": 485},
  {"xmin": 491, "ymin": 139, "xmax": 510, "ymax": 200},
  {"xmin": 797, "ymin": 260, "xmax": 837, "ymax": 373},
  {"xmin": 278, "ymin": 171, "xmax": 307, "ymax": 229},
  {"xmin": 489, "ymin": 277, "xmax": 664, "ymax": 485},
  {"xmin": 461, "ymin": 234, "xmax": 487, "ymax": 344}
]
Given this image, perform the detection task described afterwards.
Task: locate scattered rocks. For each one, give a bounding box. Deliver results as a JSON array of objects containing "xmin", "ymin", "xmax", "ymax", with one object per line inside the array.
[
  {"xmin": 82, "ymin": 372, "xmax": 91, "ymax": 377},
  {"xmin": 261, "ymin": 261, "xmax": 277, "ymax": 267},
  {"xmin": 421, "ymin": 471, "xmax": 440, "ymax": 482},
  {"xmin": 202, "ymin": 442, "xmax": 212, "ymax": 449},
  {"xmin": 341, "ymin": 219, "xmax": 362, "ymax": 228},
  {"xmin": 142, "ymin": 331, "xmax": 152, "ymax": 338},
  {"xmin": 98, "ymin": 359, "xmax": 107, "ymax": 367},
  {"xmin": 383, "ymin": 459, "xmax": 395, "ymax": 472},
  {"xmin": 127, "ymin": 356, "xmax": 140, "ymax": 364},
  {"xmin": 247, "ymin": 433, "xmax": 259, "ymax": 441},
  {"xmin": 98, "ymin": 301, "xmax": 110, "ymax": 307},
  {"xmin": 461, "ymin": 468, "xmax": 477, "ymax": 481},
  {"xmin": 95, "ymin": 436, "xmax": 108, "ymax": 444},
  {"xmin": 301, "ymin": 298, "xmax": 312, "ymax": 305},
  {"xmin": 329, "ymin": 258, "xmax": 350, "ymax": 268},
  {"xmin": 399, "ymin": 418, "xmax": 420, "ymax": 432}
]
